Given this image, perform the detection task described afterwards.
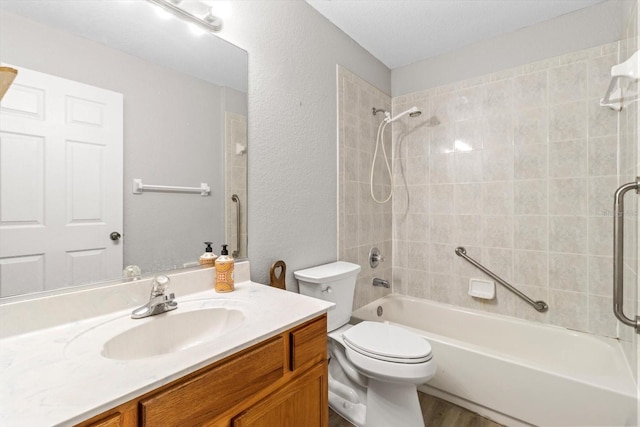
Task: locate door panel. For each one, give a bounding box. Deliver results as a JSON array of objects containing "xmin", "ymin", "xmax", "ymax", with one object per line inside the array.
[
  {"xmin": 0, "ymin": 65, "xmax": 123, "ymax": 296},
  {"xmin": 0, "ymin": 131, "xmax": 44, "ymax": 224},
  {"xmin": 0, "ymin": 254, "xmax": 44, "ymax": 295}
]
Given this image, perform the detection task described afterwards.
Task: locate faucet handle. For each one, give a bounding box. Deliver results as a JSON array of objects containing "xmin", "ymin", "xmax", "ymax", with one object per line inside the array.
[
  {"xmin": 369, "ymin": 247, "xmax": 384, "ymax": 268},
  {"xmin": 151, "ymin": 275, "xmax": 170, "ymax": 295}
]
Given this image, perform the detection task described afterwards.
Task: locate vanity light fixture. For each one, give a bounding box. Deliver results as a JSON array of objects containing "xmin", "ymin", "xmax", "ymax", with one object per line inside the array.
[
  {"xmin": 0, "ymin": 66, "xmax": 18, "ymax": 101},
  {"xmin": 146, "ymin": 0, "xmax": 223, "ymax": 33}
]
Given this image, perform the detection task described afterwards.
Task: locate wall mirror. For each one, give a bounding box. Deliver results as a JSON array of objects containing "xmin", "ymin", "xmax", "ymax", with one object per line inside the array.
[{"xmin": 0, "ymin": 0, "xmax": 248, "ymax": 299}]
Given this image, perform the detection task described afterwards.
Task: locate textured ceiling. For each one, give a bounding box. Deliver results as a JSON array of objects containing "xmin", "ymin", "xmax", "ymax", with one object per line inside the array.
[{"xmin": 306, "ymin": 0, "xmax": 607, "ymax": 69}]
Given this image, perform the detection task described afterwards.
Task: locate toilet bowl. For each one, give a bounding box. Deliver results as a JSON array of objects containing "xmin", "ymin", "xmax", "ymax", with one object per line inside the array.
[{"xmin": 294, "ymin": 261, "xmax": 436, "ymax": 427}]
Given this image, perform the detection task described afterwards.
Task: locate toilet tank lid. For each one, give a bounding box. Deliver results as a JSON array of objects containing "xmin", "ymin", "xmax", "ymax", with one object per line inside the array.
[{"xmin": 293, "ymin": 261, "xmax": 361, "ymax": 284}]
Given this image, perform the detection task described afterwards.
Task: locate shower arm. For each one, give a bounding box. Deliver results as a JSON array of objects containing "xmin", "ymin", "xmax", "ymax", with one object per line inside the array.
[
  {"xmin": 455, "ymin": 247, "xmax": 549, "ymax": 312},
  {"xmin": 385, "ymin": 106, "xmax": 419, "ymax": 123}
]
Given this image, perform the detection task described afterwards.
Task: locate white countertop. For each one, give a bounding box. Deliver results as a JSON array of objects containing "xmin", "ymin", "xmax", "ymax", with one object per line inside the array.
[{"xmin": 0, "ymin": 265, "xmax": 333, "ymax": 426}]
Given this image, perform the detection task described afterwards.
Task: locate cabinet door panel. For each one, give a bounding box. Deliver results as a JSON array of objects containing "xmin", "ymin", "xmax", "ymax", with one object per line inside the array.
[
  {"xmin": 232, "ymin": 363, "xmax": 327, "ymax": 427},
  {"xmin": 140, "ymin": 336, "xmax": 284, "ymax": 426},
  {"xmin": 290, "ymin": 316, "xmax": 326, "ymax": 371}
]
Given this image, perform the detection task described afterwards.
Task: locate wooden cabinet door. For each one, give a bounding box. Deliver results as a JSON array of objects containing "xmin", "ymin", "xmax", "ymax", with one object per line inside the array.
[
  {"xmin": 232, "ymin": 363, "xmax": 328, "ymax": 427},
  {"xmin": 140, "ymin": 337, "xmax": 284, "ymax": 426}
]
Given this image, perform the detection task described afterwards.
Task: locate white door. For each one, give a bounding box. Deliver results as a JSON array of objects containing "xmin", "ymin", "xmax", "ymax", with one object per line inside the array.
[{"xmin": 0, "ymin": 65, "xmax": 123, "ymax": 296}]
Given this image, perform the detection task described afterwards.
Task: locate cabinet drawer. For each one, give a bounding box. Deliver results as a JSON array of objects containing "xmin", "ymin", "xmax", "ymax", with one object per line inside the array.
[
  {"xmin": 83, "ymin": 413, "xmax": 122, "ymax": 427},
  {"xmin": 290, "ymin": 315, "xmax": 327, "ymax": 371},
  {"xmin": 140, "ymin": 336, "xmax": 284, "ymax": 426}
]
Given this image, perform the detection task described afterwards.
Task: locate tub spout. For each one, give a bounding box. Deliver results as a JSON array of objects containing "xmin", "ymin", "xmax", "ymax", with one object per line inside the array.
[{"xmin": 373, "ymin": 278, "xmax": 390, "ymax": 288}]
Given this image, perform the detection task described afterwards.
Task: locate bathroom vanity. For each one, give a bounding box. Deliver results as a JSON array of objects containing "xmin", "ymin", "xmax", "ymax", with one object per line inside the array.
[
  {"xmin": 0, "ymin": 262, "xmax": 333, "ymax": 426},
  {"xmin": 77, "ymin": 315, "xmax": 328, "ymax": 427}
]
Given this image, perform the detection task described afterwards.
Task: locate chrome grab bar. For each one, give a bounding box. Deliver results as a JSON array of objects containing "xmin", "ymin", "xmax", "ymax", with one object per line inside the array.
[
  {"xmin": 231, "ymin": 194, "xmax": 240, "ymax": 258},
  {"xmin": 613, "ymin": 177, "xmax": 640, "ymax": 333},
  {"xmin": 455, "ymin": 247, "xmax": 549, "ymax": 312}
]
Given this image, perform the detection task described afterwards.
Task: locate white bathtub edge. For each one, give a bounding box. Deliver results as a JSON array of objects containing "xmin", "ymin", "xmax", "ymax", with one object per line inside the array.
[{"xmin": 352, "ymin": 294, "xmax": 638, "ymax": 427}]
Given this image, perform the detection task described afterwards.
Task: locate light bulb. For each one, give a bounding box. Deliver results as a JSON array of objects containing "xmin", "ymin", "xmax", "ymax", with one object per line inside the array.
[{"xmin": 203, "ymin": 9, "xmax": 223, "ymax": 31}]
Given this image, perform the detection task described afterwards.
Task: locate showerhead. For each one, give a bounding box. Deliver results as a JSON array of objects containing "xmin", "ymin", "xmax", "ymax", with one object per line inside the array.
[{"xmin": 385, "ymin": 106, "xmax": 421, "ymax": 123}]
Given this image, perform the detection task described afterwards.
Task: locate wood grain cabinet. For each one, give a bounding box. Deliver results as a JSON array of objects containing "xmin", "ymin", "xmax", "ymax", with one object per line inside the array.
[{"xmin": 77, "ymin": 315, "xmax": 328, "ymax": 427}]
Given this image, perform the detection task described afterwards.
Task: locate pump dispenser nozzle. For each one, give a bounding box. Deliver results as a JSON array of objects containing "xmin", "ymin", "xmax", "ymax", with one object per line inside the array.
[{"xmin": 199, "ymin": 241, "xmax": 217, "ymax": 267}]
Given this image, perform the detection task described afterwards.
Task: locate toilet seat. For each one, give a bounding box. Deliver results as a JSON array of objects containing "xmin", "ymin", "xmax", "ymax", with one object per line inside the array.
[{"xmin": 342, "ymin": 321, "xmax": 432, "ymax": 364}]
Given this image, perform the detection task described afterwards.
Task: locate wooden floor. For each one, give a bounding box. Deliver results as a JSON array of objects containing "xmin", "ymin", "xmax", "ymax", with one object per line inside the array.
[{"xmin": 328, "ymin": 391, "xmax": 504, "ymax": 427}]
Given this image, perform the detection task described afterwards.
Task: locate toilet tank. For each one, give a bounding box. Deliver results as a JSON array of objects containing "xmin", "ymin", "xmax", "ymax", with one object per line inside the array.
[{"xmin": 294, "ymin": 261, "xmax": 361, "ymax": 332}]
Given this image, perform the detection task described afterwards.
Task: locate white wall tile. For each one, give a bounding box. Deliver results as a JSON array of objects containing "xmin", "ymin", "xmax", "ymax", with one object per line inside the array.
[
  {"xmin": 549, "ymin": 289, "xmax": 588, "ymax": 330},
  {"xmin": 429, "ymin": 152, "xmax": 455, "ymax": 183},
  {"xmin": 548, "ymin": 178, "xmax": 588, "ymax": 215},
  {"xmin": 548, "ymin": 253, "xmax": 588, "ymax": 292},
  {"xmin": 514, "ymin": 215, "xmax": 548, "ymax": 251},
  {"xmin": 514, "ymin": 143, "xmax": 548, "ymax": 179},
  {"xmin": 549, "ymin": 101, "xmax": 588, "ymax": 142},
  {"xmin": 588, "ymin": 136, "xmax": 618, "ymax": 176},
  {"xmin": 340, "ymin": 43, "xmax": 629, "ymax": 337},
  {"xmin": 548, "ymin": 140, "xmax": 587, "ymax": 178},
  {"xmin": 514, "ymin": 250, "xmax": 548, "ymax": 287},
  {"xmin": 454, "ymin": 150, "xmax": 484, "ymax": 183},
  {"xmin": 548, "ymin": 61, "xmax": 587, "ymax": 104},
  {"xmin": 514, "ymin": 179, "xmax": 548, "ymax": 215},
  {"xmin": 482, "ymin": 215, "xmax": 513, "ymax": 248},
  {"xmin": 482, "ymin": 147, "xmax": 514, "ymax": 181},
  {"xmin": 549, "ymin": 216, "xmax": 588, "ymax": 254},
  {"xmin": 482, "ymin": 181, "xmax": 514, "ymax": 215},
  {"xmin": 588, "ymin": 98, "xmax": 618, "ymax": 137},
  {"xmin": 514, "ymin": 107, "xmax": 548, "ymax": 145},
  {"xmin": 513, "ymin": 71, "xmax": 547, "ymax": 110},
  {"xmin": 454, "ymin": 183, "xmax": 483, "ymax": 214}
]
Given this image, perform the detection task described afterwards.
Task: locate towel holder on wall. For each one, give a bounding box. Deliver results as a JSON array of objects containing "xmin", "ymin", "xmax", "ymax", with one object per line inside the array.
[
  {"xmin": 231, "ymin": 194, "xmax": 241, "ymax": 258},
  {"xmin": 132, "ymin": 179, "xmax": 210, "ymax": 196},
  {"xmin": 455, "ymin": 247, "xmax": 548, "ymax": 312},
  {"xmin": 600, "ymin": 49, "xmax": 639, "ymax": 111}
]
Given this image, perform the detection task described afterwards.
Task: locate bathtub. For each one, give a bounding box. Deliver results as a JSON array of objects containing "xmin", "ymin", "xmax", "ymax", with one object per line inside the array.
[{"xmin": 351, "ymin": 294, "xmax": 638, "ymax": 427}]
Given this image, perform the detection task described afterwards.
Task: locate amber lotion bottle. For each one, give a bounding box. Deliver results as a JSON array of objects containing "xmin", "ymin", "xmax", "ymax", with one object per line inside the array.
[
  {"xmin": 215, "ymin": 244, "xmax": 234, "ymax": 292},
  {"xmin": 199, "ymin": 242, "xmax": 217, "ymax": 267}
]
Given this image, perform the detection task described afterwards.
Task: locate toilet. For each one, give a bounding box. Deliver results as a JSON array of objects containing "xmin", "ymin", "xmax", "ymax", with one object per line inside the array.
[{"xmin": 294, "ymin": 261, "xmax": 436, "ymax": 427}]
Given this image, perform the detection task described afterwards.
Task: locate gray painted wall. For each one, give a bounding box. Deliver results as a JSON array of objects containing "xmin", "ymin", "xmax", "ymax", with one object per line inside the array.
[
  {"xmin": 392, "ymin": 0, "xmax": 631, "ymax": 96},
  {"xmin": 218, "ymin": 0, "xmax": 391, "ymax": 286},
  {"xmin": 216, "ymin": 0, "xmax": 634, "ymax": 286}
]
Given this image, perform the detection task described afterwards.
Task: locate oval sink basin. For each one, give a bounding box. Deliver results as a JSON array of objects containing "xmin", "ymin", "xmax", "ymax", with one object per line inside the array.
[{"xmin": 101, "ymin": 307, "xmax": 244, "ymax": 360}]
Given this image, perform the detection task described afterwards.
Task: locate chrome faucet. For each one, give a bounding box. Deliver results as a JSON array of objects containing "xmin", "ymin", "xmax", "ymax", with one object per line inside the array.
[
  {"xmin": 372, "ymin": 277, "xmax": 390, "ymax": 288},
  {"xmin": 131, "ymin": 275, "xmax": 178, "ymax": 319}
]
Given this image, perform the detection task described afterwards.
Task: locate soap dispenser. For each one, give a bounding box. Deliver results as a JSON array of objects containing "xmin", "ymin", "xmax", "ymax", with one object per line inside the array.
[
  {"xmin": 215, "ymin": 244, "xmax": 234, "ymax": 293},
  {"xmin": 199, "ymin": 242, "xmax": 217, "ymax": 267}
]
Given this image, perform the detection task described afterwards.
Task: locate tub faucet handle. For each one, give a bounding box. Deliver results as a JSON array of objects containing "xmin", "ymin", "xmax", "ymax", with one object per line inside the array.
[{"xmin": 369, "ymin": 247, "xmax": 384, "ymax": 268}]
